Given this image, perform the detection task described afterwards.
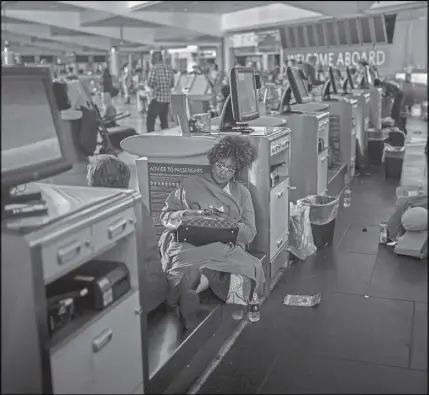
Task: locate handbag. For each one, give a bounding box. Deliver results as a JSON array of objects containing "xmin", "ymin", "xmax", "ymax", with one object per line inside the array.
[
  {"xmin": 110, "ymin": 86, "xmax": 119, "ymax": 98},
  {"xmin": 176, "ymin": 216, "xmax": 239, "ymax": 247}
]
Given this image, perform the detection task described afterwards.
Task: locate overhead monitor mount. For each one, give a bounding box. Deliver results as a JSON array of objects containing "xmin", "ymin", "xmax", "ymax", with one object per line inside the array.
[{"xmin": 219, "ymin": 95, "xmax": 253, "ymax": 133}]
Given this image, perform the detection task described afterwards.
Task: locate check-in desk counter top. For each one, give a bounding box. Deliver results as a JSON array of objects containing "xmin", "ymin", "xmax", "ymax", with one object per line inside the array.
[
  {"xmin": 121, "ymin": 116, "xmax": 291, "ymax": 286},
  {"xmin": 1, "ymin": 184, "xmax": 145, "ymax": 394},
  {"xmin": 289, "ymin": 101, "xmax": 330, "ymax": 113}
]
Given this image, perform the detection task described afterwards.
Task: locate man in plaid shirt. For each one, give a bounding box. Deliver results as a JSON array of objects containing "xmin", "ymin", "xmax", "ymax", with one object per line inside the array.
[{"xmin": 146, "ymin": 51, "xmax": 174, "ymax": 132}]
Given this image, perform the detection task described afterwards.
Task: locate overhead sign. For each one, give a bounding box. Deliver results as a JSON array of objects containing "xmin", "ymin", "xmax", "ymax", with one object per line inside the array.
[
  {"xmin": 230, "ymin": 29, "xmax": 281, "ymax": 51},
  {"xmin": 230, "ymin": 33, "xmax": 258, "ymax": 48},
  {"xmin": 257, "ymin": 29, "xmax": 281, "ymax": 52},
  {"xmin": 285, "ymin": 48, "xmax": 388, "ymax": 68}
]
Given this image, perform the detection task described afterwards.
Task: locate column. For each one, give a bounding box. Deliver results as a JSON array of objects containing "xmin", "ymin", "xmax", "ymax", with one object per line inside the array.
[
  {"xmin": 262, "ymin": 53, "xmax": 269, "ymax": 71},
  {"xmin": 2, "ymin": 48, "xmax": 14, "ymax": 66},
  {"xmin": 109, "ymin": 46, "xmax": 120, "ymax": 77},
  {"xmin": 223, "ymin": 36, "xmax": 234, "ymax": 71},
  {"xmin": 217, "ymin": 40, "xmax": 224, "ymax": 70}
]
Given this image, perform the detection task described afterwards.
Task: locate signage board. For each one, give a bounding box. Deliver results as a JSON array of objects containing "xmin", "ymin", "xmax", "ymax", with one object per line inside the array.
[
  {"xmin": 230, "ymin": 29, "xmax": 281, "ymax": 51},
  {"xmin": 230, "ymin": 32, "xmax": 258, "ymax": 48},
  {"xmin": 257, "ymin": 29, "xmax": 281, "ymax": 52},
  {"xmin": 147, "ymin": 163, "xmax": 210, "ymax": 236},
  {"xmin": 285, "ymin": 47, "xmax": 389, "ymax": 68}
]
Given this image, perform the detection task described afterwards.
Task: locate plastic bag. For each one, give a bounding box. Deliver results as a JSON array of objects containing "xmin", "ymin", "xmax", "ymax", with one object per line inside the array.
[
  {"xmin": 297, "ymin": 195, "xmax": 340, "ymax": 225},
  {"xmin": 288, "ymin": 202, "xmax": 317, "ymax": 260}
]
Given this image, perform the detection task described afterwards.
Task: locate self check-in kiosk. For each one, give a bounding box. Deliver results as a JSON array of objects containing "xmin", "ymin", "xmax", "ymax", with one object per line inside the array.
[
  {"xmin": 122, "ymin": 66, "xmax": 291, "ymax": 291},
  {"xmin": 321, "ymin": 67, "xmax": 359, "ymax": 179},
  {"xmin": 354, "ymin": 65, "xmax": 383, "ymax": 130},
  {"xmin": 343, "ymin": 66, "xmax": 371, "ymax": 169},
  {"xmin": 174, "ymin": 73, "xmax": 212, "ymax": 115},
  {"xmin": 260, "ymin": 67, "xmax": 331, "ymax": 201},
  {"xmin": 187, "ymin": 74, "xmax": 212, "ymax": 115}
]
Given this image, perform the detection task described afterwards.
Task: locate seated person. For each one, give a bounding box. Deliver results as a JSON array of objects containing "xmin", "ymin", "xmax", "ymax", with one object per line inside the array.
[
  {"xmin": 387, "ymin": 193, "xmax": 428, "ymax": 242},
  {"xmin": 158, "ymin": 136, "xmax": 265, "ymax": 329},
  {"xmin": 87, "ymin": 155, "xmax": 167, "ymax": 313},
  {"xmin": 394, "ymin": 207, "xmax": 428, "ymax": 259}
]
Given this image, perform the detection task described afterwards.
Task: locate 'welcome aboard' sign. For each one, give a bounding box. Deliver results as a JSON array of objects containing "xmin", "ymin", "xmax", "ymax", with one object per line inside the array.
[{"xmin": 286, "ymin": 48, "xmax": 387, "ymax": 67}]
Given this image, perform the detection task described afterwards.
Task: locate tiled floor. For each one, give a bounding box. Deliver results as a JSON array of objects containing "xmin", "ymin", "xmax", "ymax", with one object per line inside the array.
[{"xmin": 196, "ymin": 118, "xmax": 428, "ymax": 394}]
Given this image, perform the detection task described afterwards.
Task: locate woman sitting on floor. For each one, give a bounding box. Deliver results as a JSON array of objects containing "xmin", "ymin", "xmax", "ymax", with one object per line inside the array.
[{"xmin": 158, "ymin": 136, "xmax": 265, "ymax": 329}]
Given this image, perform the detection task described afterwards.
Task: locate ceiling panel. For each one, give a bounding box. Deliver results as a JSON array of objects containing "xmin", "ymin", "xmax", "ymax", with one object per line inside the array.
[
  {"xmin": 50, "ymin": 27, "xmax": 95, "ymax": 36},
  {"xmin": 1, "ymin": 16, "xmax": 34, "ymax": 24},
  {"xmin": 133, "ymin": 1, "xmax": 278, "ymax": 14},
  {"xmin": 88, "ymin": 15, "xmax": 162, "ymax": 28},
  {"xmin": 4, "ymin": 1, "xmax": 82, "ymax": 11},
  {"xmin": 156, "ymin": 34, "xmax": 219, "ymax": 43}
]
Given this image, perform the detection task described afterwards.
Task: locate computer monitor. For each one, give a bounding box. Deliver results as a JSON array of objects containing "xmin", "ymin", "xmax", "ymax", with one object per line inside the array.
[
  {"xmin": 329, "ymin": 67, "xmax": 343, "ymax": 95},
  {"xmin": 346, "ymin": 66, "xmax": 356, "ymax": 90},
  {"xmin": 229, "ymin": 66, "xmax": 259, "ymax": 123},
  {"xmin": 1, "ymin": 66, "xmax": 74, "ymax": 192},
  {"xmin": 286, "ymin": 66, "xmax": 310, "ymax": 104},
  {"xmin": 365, "ymin": 66, "xmax": 373, "ymax": 86},
  {"xmin": 189, "ymin": 74, "xmax": 209, "ymax": 95},
  {"xmin": 357, "ymin": 66, "xmax": 373, "ymax": 88}
]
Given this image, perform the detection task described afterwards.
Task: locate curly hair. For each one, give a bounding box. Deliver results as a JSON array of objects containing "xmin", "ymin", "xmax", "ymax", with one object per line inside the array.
[
  {"xmin": 207, "ymin": 135, "xmax": 257, "ymax": 174},
  {"xmin": 87, "ymin": 154, "xmax": 130, "ymax": 189}
]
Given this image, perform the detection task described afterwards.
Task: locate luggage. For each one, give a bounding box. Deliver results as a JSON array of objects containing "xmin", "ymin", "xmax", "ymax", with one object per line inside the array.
[
  {"xmin": 384, "ymin": 148, "xmax": 405, "ymax": 179},
  {"xmin": 107, "ymin": 126, "xmax": 138, "ymax": 150}
]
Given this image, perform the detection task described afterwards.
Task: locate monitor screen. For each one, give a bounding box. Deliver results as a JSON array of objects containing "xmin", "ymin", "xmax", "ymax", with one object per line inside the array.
[
  {"xmin": 286, "ymin": 67, "xmax": 310, "ymax": 104},
  {"xmin": 329, "ymin": 67, "xmax": 342, "ymax": 94},
  {"xmin": 230, "ymin": 67, "xmax": 259, "ymax": 122},
  {"xmin": 2, "ymin": 77, "xmax": 62, "ymax": 172},
  {"xmin": 365, "ymin": 66, "xmax": 373, "ymax": 86},
  {"xmin": 184, "ymin": 74, "xmax": 195, "ymax": 91},
  {"xmin": 1, "ymin": 67, "xmax": 73, "ymax": 188},
  {"xmin": 346, "ymin": 67, "xmax": 355, "ymax": 90},
  {"xmin": 189, "ymin": 74, "xmax": 208, "ymax": 95}
]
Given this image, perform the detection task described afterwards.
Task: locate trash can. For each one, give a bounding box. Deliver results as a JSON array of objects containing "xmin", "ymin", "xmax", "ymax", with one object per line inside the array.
[
  {"xmin": 384, "ymin": 146, "xmax": 405, "ymax": 180},
  {"xmin": 368, "ymin": 128, "xmax": 387, "ymax": 165},
  {"xmin": 297, "ymin": 195, "xmax": 340, "ymax": 248}
]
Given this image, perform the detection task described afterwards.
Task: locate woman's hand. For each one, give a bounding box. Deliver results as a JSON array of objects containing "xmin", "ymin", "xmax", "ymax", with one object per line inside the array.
[{"xmin": 182, "ymin": 209, "xmax": 204, "ymax": 218}]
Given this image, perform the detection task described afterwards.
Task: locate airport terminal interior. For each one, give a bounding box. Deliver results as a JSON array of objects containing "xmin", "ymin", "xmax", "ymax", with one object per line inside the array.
[{"xmin": 1, "ymin": 1, "xmax": 428, "ymax": 394}]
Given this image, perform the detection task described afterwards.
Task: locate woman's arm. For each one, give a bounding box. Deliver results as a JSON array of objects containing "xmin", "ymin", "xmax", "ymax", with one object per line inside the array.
[
  {"xmin": 160, "ymin": 188, "xmax": 186, "ymax": 229},
  {"xmin": 237, "ymin": 185, "xmax": 257, "ymax": 244},
  {"xmin": 160, "ymin": 187, "xmax": 202, "ymax": 229}
]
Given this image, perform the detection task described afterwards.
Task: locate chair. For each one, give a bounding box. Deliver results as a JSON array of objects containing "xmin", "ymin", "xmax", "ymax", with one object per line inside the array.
[{"xmin": 94, "ymin": 105, "xmax": 137, "ymax": 153}]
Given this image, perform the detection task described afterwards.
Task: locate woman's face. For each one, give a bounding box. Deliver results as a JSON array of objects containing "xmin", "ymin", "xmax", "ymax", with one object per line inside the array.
[{"xmin": 212, "ymin": 157, "xmax": 237, "ymax": 184}]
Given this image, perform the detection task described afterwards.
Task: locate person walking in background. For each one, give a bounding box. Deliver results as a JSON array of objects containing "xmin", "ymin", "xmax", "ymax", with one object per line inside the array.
[
  {"xmin": 303, "ymin": 55, "xmax": 324, "ymax": 93},
  {"xmin": 121, "ymin": 64, "xmax": 131, "ymax": 104},
  {"xmin": 375, "ymin": 78, "xmax": 408, "ymax": 134},
  {"xmin": 101, "ymin": 67, "xmax": 114, "ymax": 113},
  {"xmin": 146, "ymin": 51, "xmax": 174, "ymax": 133}
]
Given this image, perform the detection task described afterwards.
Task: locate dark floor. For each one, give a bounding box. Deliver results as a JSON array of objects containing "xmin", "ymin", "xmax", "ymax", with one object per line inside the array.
[{"xmin": 197, "ymin": 128, "xmax": 428, "ymax": 394}]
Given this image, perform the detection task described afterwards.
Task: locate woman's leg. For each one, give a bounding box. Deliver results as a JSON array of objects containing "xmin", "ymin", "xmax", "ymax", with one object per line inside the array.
[
  {"xmin": 169, "ymin": 269, "xmax": 202, "ymax": 330},
  {"xmin": 196, "ymin": 274, "xmax": 209, "ymax": 293}
]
